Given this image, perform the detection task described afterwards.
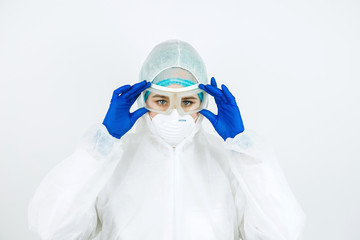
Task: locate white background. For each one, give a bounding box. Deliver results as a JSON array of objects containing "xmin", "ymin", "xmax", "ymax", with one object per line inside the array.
[{"xmin": 1, "ymin": 0, "xmax": 359, "ymax": 239}]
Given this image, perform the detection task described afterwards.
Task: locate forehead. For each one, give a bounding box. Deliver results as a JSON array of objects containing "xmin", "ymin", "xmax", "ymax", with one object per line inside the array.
[{"xmin": 167, "ymin": 84, "xmax": 183, "ymax": 89}]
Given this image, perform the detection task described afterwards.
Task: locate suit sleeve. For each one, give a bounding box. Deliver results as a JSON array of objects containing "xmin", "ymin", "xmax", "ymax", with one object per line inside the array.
[
  {"xmin": 28, "ymin": 124, "xmax": 123, "ymax": 240},
  {"xmin": 225, "ymin": 130, "xmax": 306, "ymax": 240}
]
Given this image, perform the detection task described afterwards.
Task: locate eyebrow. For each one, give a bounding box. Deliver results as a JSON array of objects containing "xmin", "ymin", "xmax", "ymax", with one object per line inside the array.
[
  {"xmin": 152, "ymin": 94, "xmax": 170, "ymax": 98},
  {"xmin": 181, "ymin": 96, "xmax": 198, "ymax": 100}
]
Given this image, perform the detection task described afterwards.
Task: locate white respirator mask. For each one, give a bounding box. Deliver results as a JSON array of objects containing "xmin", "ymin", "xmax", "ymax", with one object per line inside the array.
[{"xmin": 148, "ymin": 109, "xmax": 199, "ymax": 147}]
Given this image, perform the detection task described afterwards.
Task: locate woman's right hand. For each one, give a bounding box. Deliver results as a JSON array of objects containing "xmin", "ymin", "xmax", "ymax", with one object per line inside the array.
[{"xmin": 103, "ymin": 80, "xmax": 151, "ymax": 139}]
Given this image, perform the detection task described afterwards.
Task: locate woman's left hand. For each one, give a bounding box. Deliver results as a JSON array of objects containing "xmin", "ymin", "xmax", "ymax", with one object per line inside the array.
[{"xmin": 199, "ymin": 77, "xmax": 245, "ymax": 141}]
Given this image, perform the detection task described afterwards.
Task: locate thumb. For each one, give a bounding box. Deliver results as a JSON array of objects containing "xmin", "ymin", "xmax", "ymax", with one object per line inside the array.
[
  {"xmin": 130, "ymin": 107, "xmax": 149, "ymax": 124},
  {"xmin": 200, "ymin": 109, "xmax": 217, "ymax": 126}
]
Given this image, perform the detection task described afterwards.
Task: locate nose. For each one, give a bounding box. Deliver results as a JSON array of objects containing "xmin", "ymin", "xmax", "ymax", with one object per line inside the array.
[{"xmin": 170, "ymin": 101, "xmax": 178, "ymax": 110}]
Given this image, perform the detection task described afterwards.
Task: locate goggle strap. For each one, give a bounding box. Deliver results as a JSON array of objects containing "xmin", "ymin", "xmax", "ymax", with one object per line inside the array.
[{"xmin": 149, "ymin": 83, "xmax": 200, "ymax": 92}]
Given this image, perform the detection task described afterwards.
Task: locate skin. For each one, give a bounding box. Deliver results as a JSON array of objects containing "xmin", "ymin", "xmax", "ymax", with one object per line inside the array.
[{"xmin": 147, "ymin": 84, "xmax": 199, "ymax": 120}]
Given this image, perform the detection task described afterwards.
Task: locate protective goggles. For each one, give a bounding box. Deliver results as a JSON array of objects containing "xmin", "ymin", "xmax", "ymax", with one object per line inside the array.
[{"xmin": 141, "ymin": 83, "xmax": 208, "ymax": 115}]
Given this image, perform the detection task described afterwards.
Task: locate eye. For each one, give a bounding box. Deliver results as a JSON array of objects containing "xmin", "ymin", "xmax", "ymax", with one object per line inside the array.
[
  {"xmin": 182, "ymin": 100, "xmax": 193, "ymax": 106},
  {"xmin": 156, "ymin": 99, "xmax": 167, "ymax": 105}
]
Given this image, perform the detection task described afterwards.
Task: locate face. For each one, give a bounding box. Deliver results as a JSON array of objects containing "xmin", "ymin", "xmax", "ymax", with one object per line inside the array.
[{"xmin": 146, "ymin": 84, "xmax": 200, "ymax": 120}]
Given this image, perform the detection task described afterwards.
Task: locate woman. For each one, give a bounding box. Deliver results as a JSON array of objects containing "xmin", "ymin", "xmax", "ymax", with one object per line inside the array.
[{"xmin": 28, "ymin": 40, "xmax": 306, "ymax": 240}]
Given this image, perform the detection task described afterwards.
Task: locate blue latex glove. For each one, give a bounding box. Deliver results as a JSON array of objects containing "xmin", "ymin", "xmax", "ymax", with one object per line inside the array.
[
  {"xmin": 103, "ymin": 80, "xmax": 151, "ymax": 139},
  {"xmin": 199, "ymin": 77, "xmax": 245, "ymax": 141}
]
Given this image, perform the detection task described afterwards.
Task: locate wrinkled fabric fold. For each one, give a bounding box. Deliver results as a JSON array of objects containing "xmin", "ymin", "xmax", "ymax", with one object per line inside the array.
[
  {"xmin": 226, "ymin": 131, "xmax": 306, "ymax": 240},
  {"xmin": 28, "ymin": 124, "xmax": 124, "ymax": 239}
]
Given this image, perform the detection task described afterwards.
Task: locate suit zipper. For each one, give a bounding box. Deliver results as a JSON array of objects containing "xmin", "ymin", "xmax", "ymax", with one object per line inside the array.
[{"xmin": 171, "ymin": 147, "xmax": 177, "ymax": 240}]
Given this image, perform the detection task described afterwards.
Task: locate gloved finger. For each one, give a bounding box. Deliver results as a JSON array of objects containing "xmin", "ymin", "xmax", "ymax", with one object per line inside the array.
[
  {"xmin": 199, "ymin": 85, "xmax": 222, "ymax": 104},
  {"xmin": 121, "ymin": 80, "xmax": 147, "ymax": 99},
  {"xmin": 199, "ymin": 109, "xmax": 217, "ymax": 125},
  {"xmin": 199, "ymin": 84, "xmax": 225, "ymax": 101},
  {"xmin": 122, "ymin": 80, "xmax": 148, "ymax": 99},
  {"xmin": 128, "ymin": 82, "xmax": 151, "ymax": 103},
  {"xmin": 210, "ymin": 77, "xmax": 217, "ymax": 87},
  {"xmin": 129, "ymin": 107, "xmax": 149, "ymax": 124},
  {"xmin": 221, "ymin": 84, "xmax": 236, "ymax": 103},
  {"xmin": 112, "ymin": 85, "xmax": 132, "ymax": 101}
]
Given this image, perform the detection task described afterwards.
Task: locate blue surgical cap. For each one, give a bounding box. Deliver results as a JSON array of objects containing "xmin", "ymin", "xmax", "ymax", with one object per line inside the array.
[{"xmin": 144, "ymin": 78, "xmax": 204, "ymax": 102}]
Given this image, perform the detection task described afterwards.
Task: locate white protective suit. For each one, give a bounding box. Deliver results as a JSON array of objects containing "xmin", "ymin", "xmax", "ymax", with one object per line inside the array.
[{"xmin": 28, "ymin": 40, "xmax": 306, "ymax": 240}]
